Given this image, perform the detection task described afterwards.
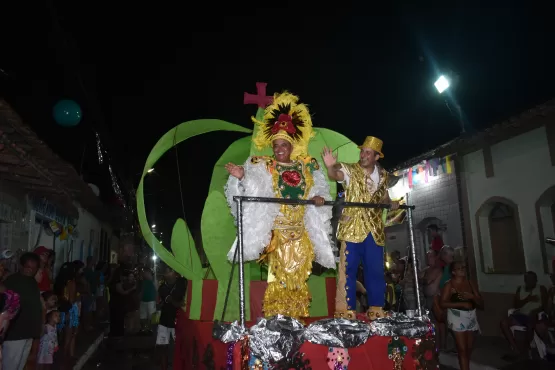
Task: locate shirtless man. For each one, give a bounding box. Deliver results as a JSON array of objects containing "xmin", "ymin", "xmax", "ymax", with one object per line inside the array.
[{"xmin": 421, "ymin": 250, "xmax": 442, "ymax": 317}]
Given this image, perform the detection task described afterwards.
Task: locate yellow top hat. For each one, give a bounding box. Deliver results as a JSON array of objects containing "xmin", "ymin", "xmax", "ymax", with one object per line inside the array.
[{"xmin": 358, "ymin": 136, "xmax": 384, "ymax": 158}]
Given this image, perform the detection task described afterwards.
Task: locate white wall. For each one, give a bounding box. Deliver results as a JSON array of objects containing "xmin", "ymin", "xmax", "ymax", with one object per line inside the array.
[
  {"xmin": 384, "ymin": 223, "xmax": 409, "ymax": 256},
  {"xmin": 75, "ymin": 206, "xmax": 102, "ymax": 262},
  {"xmin": 387, "ymin": 162, "xmax": 464, "ymax": 264},
  {"xmin": 463, "ymin": 127, "xmax": 555, "ymax": 293}
]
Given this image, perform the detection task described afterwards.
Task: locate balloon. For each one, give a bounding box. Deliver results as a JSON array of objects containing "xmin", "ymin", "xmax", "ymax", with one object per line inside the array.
[{"xmin": 53, "ymin": 100, "xmax": 82, "ymax": 127}]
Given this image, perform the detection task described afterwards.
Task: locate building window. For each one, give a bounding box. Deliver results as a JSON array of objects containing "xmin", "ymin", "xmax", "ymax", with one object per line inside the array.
[{"xmin": 476, "ymin": 197, "xmax": 525, "ymax": 274}]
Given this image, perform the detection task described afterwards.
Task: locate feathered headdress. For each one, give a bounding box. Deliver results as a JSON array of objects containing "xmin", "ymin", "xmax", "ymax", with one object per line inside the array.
[{"xmin": 252, "ymin": 92, "xmax": 314, "ymax": 159}]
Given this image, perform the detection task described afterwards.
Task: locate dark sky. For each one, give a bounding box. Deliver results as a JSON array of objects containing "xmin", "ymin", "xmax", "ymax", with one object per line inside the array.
[{"xmin": 1, "ymin": 2, "xmax": 554, "ymax": 237}]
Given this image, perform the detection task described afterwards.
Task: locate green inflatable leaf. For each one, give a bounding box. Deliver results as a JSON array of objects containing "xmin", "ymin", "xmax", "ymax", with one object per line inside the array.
[
  {"xmin": 171, "ymin": 218, "xmax": 202, "ymax": 277},
  {"xmin": 202, "ymin": 136, "xmax": 252, "ymax": 321},
  {"xmin": 137, "ymin": 119, "xmax": 252, "ymax": 280}
]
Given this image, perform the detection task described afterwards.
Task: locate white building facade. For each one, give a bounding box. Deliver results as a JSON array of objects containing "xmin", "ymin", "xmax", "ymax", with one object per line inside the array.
[{"xmin": 386, "ymin": 100, "xmax": 555, "ymax": 335}]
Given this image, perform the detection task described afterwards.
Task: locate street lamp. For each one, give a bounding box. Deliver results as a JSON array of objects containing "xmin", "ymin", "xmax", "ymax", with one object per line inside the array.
[
  {"xmin": 147, "ymin": 168, "xmax": 154, "ymax": 173},
  {"xmin": 152, "ymin": 255, "xmax": 158, "ymax": 261},
  {"xmin": 434, "ymin": 73, "xmax": 465, "ymax": 133},
  {"xmin": 434, "ymin": 75, "xmax": 450, "ymax": 94},
  {"xmin": 151, "ymin": 224, "xmax": 156, "ymax": 229}
]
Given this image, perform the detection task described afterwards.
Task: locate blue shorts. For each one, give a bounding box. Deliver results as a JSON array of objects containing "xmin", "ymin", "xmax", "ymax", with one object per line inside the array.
[{"xmin": 58, "ymin": 303, "xmax": 80, "ymax": 330}]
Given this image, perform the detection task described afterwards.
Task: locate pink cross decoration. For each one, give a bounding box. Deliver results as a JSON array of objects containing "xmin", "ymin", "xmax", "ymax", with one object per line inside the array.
[{"xmin": 244, "ymin": 82, "xmax": 273, "ymax": 108}]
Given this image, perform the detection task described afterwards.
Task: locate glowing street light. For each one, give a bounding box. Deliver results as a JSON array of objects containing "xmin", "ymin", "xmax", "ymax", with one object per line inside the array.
[
  {"xmin": 434, "ymin": 72, "xmax": 465, "ymax": 133},
  {"xmin": 151, "ymin": 224, "xmax": 156, "ymax": 229},
  {"xmin": 152, "ymin": 255, "xmax": 158, "ymax": 261},
  {"xmin": 434, "ymin": 75, "xmax": 450, "ymax": 94},
  {"xmin": 147, "ymin": 168, "xmax": 154, "ymax": 173}
]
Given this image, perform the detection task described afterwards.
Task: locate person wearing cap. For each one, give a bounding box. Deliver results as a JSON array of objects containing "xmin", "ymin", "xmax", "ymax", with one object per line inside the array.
[{"xmin": 323, "ymin": 136, "xmax": 399, "ymax": 320}]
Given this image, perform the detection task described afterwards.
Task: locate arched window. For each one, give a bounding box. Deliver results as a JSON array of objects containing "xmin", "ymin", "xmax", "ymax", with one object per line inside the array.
[{"xmin": 476, "ymin": 198, "xmax": 525, "ymax": 274}]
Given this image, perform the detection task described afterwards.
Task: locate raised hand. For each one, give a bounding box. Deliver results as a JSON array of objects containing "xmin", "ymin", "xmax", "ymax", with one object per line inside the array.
[
  {"xmin": 321, "ymin": 147, "xmax": 337, "ymax": 168},
  {"xmin": 225, "ymin": 163, "xmax": 245, "ymax": 180}
]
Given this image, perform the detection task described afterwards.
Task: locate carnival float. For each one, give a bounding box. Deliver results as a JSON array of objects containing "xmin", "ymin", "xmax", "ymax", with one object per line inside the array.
[{"xmin": 136, "ymin": 83, "xmax": 438, "ymax": 370}]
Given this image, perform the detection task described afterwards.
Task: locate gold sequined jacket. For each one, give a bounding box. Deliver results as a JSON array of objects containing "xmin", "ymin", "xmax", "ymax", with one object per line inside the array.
[{"xmin": 337, "ymin": 163, "xmax": 389, "ymax": 245}]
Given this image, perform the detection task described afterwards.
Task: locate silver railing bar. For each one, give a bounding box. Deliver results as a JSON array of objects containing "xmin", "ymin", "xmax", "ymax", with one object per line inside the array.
[{"xmin": 233, "ymin": 195, "xmax": 418, "ymax": 328}]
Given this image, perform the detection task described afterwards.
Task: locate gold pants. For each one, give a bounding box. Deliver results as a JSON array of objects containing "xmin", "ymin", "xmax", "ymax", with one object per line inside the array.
[{"xmin": 262, "ymin": 227, "xmax": 314, "ymax": 320}]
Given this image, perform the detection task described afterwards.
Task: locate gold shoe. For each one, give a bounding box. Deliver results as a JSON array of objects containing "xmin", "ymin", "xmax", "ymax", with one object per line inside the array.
[
  {"xmin": 366, "ymin": 306, "xmax": 385, "ymax": 321},
  {"xmin": 334, "ymin": 310, "xmax": 357, "ymax": 320}
]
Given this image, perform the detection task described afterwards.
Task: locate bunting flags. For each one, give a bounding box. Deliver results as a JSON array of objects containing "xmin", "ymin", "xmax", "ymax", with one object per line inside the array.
[{"xmin": 396, "ymin": 155, "xmax": 454, "ymax": 187}]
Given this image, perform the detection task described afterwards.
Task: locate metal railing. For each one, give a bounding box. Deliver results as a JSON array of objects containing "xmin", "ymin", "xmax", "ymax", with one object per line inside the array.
[{"xmin": 228, "ymin": 195, "xmax": 420, "ymax": 328}]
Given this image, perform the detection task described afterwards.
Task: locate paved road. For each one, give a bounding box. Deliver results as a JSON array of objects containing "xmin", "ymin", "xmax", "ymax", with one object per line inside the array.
[
  {"xmin": 83, "ymin": 335, "xmax": 551, "ymax": 370},
  {"xmin": 83, "ymin": 334, "xmax": 160, "ymax": 370}
]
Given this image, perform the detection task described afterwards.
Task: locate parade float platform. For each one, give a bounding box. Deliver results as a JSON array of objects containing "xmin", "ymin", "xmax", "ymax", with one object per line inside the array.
[{"xmin": 174, "ymin": 280, "xmax": 438, "ymax": 370}]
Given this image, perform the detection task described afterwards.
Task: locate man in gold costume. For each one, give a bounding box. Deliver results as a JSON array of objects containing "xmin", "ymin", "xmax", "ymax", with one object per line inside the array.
[
  {"xmin": 323, "ymin": 137, "xmax": 399, "ymax": 320},
  {"xmin": 225, "ymin": 92, "xmax": 336, "ymax": 320}
]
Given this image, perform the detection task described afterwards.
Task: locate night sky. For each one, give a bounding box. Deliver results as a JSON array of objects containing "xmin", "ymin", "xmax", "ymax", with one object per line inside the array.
[{"xmin": 1, "ymin": 2, "xmax": 554, "ymax": 240}]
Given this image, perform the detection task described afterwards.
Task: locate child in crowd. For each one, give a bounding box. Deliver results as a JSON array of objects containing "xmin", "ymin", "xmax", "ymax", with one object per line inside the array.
[
  {"xmin": 37, "ymin": 309, "xmax": 60, "ymax": 369},
  {"xmin": 42, "ymin": 291, "xmax": 58, "ymax": 313},
  {"xmin": 140, "ymin": 268, "xmax": 157, "ymax": 334}
]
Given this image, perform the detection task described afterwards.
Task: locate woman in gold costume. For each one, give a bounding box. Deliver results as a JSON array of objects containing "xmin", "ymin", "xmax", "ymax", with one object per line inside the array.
[{"xmin": 224, "ymin": 92, "xmax": 336, "ymax": 320}]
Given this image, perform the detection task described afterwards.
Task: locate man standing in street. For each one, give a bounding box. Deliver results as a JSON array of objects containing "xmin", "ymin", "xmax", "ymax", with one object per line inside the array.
[
  {"xmin": 323, "ymin": 136, "xmax": 399, "ymax": 320},
  {"xmin": 2, "ymin": 252, "xmax": 42, "ymax": 370},
  {"xmin": 157, "ymin": 266, "xmax": 186, "ymax": 370}
]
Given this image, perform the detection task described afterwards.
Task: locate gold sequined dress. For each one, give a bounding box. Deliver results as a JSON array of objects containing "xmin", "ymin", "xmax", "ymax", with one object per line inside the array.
[{"xmin": 225, "ymin": 156, "xmax": 336, "ymax": 320}]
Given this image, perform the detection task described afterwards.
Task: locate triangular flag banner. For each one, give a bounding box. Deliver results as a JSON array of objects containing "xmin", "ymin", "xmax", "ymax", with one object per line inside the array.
[
  {"xmin": 408, "ymin": 167, "xmax": 413, "ymax": 188},
  {"xmin": 424, "ymin": 160, "xmax": 429, "ymax": 183},
  {"xmin": 430, "ymin": 158, "xmax": 440, "ymax": 176},
  {"xmin": 445, "ymin": 155, "xmax": 453, "ymax": 174}
]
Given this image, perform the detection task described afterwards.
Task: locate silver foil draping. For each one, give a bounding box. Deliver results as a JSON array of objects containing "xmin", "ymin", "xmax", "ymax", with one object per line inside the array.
[
  {"xmin": 303, "ymin": 318, "xmax": 370, "ymax": 348},
  {"xmin": 213, "ymin": 313, "xmax": 431, "ymax": 363},
  {"xmin": 368, "ymin": 312, "xmax": 431, "ymax": 338},
  {"xmin": 212, "ymin": 320, "xmax": 245, "ymax": 343},
  {"xmin": 248, "ymin": 315, "xmax": 305, "ymax": 363}
]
